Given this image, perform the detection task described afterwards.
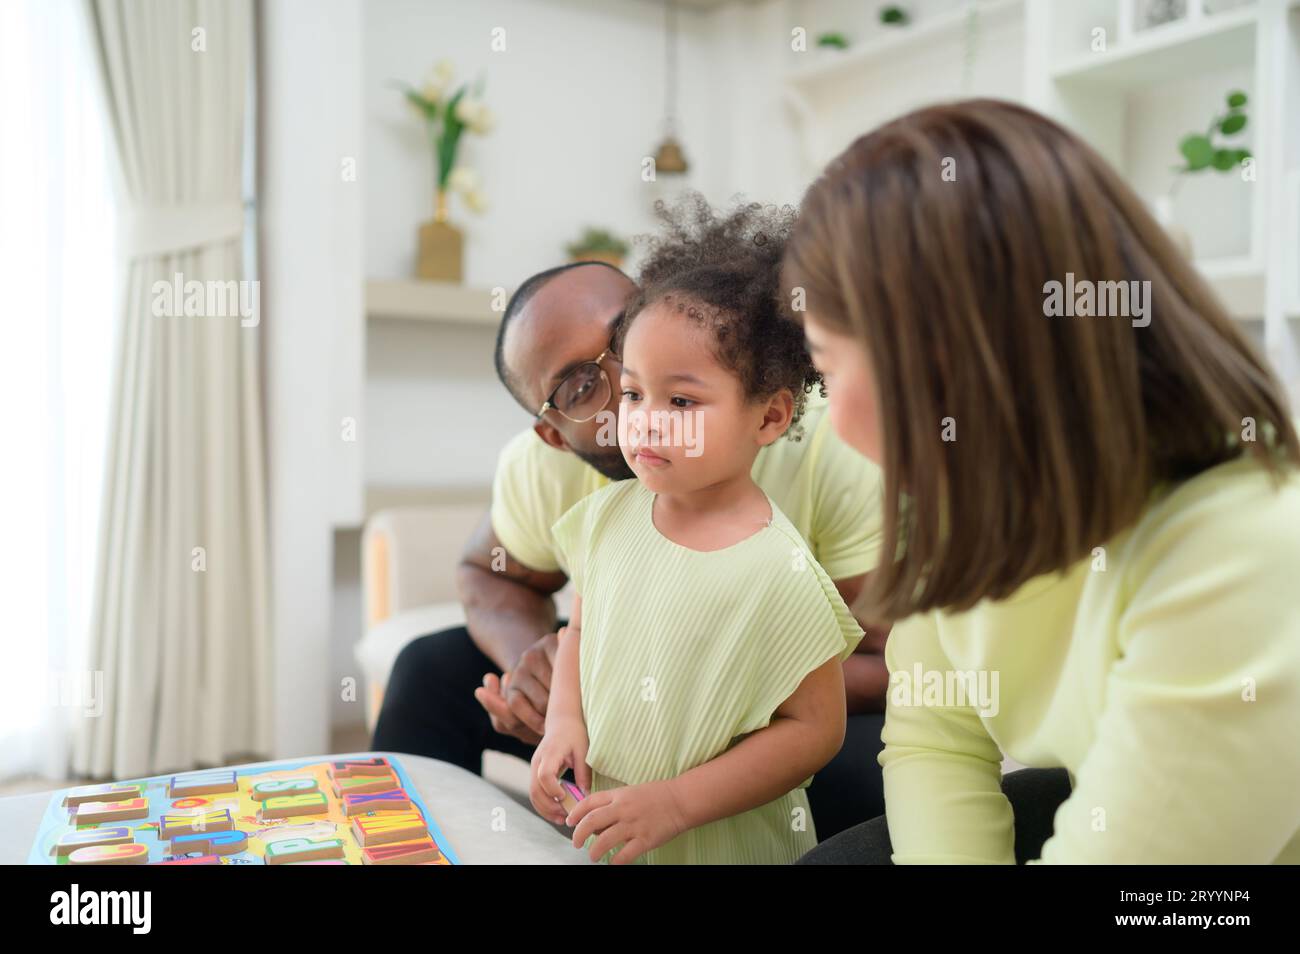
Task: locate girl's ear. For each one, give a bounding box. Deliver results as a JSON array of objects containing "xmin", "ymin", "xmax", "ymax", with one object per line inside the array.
[{"xmin": 755, "ymin": 389, "xmax": 794, "ymax": 445}]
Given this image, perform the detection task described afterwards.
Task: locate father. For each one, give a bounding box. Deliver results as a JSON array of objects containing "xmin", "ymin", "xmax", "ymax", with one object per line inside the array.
[{"xmin": 372, "ymin": 260, "xmax": 890, "ymax": 839}]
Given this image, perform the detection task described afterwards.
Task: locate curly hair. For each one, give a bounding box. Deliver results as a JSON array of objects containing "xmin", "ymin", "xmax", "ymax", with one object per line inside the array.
[{"xmin": 614, "ymin": 193, "xmax": 824, "ymax": 440}]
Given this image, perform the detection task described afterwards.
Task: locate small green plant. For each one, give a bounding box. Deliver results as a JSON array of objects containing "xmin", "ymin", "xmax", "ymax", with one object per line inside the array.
[
  {"xmin": 880, "ymin": 6, "xmax": 909, "ymax": 26},
  {"xmin": 565, "ymin": 227, "xmax": 629, "ymax": 259},
  {"xmin": 1175, "ymin": 89, "xmax": 1250, "ymax": 188},
  {"xmin": 816, "ymin": 31, "xmax": 850, "ymax": 50}
]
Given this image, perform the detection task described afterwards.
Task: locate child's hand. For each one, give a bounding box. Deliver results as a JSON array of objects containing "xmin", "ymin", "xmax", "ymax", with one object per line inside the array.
[
  {"xmin": 529, "ymin": 714, "xmax": 591, "ymax": 825},
  {"xmin": 567, "ymin": 778, "xmax": 688, "ymax": 864}
]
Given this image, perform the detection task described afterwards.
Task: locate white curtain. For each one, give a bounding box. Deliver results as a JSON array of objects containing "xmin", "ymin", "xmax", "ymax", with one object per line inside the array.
[
  {"xmin": 0, "ymin": 0, "xmax": 118, "ymax": 782},
  {"xmin": 72, "ymin": 0, "xmax": 272, "ymax": 778}
]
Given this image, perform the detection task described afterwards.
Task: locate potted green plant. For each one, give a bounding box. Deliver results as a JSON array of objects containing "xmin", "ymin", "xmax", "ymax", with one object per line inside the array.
[
  {"xmin": 1154, "ymin": 89, "xmax": 1251, "ymax": 258},
  {"xmin": 1174, "ymin": 89, "xmax": 1250, "ymax": 186},
  {"xmin": 880, "ymin": 6, "xmax": 910, "ymax": 26},
  {"xmin": 394, "ymin": 61, "xmax": 494, "ymax": 283},
  {"xmin": 565, "ymin": 228, "xmax": 629, "ymax": 269}
]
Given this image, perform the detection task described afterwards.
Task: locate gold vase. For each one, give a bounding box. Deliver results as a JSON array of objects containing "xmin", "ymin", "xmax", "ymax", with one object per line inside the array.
[{"xmin": 417, "ymin": 190, "xmax": 463, "ymax": 283}]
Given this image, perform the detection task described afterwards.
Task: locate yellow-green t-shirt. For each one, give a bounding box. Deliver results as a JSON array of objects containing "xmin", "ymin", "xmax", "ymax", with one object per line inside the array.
[
  {"xmin": 551, "ymin": 478, "xmax": 864, "ymax": 864},
  {"xmin": 880, "ymin": 454, "xmax": 1300, "ymax": 864},
  {"xmin": 491, "ymin": 390, "xmax": 883, "ymax": 581}
]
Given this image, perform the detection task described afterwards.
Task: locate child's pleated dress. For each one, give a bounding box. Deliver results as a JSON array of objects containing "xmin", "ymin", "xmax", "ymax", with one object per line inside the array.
[{"xmin": 551, "ymin": 478, "xmax": 864, "ymax": 864}]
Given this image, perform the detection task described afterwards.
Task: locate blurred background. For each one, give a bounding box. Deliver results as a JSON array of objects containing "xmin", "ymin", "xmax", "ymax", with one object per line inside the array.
[{"xmin": 2, "ymin": 0, "xmax": 1297, "ymax": 792}]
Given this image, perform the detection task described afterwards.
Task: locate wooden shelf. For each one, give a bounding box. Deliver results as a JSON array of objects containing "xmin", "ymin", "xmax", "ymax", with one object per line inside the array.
[
  {"xmin": 366, "ymin": 279, "xmax": 504, "ymax": 327},
  {"xmin": 1051, "ymin": 5, "xmax": 1257, "ymax": 89},
  {"xmin": 784, "ymin": 0, "xmax": 1023, "ymax": 88}
]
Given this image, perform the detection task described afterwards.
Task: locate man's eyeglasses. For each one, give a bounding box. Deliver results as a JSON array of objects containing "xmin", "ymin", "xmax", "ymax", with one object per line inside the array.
[{"xmin": 535, "ymin": 337, "xmax": 621, "ymax": 424}]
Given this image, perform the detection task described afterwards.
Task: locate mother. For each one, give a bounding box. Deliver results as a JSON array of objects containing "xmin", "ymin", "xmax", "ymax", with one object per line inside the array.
[{"xmin": 787, "ymin": 99, "xmax": 1300, "ymax": 864}]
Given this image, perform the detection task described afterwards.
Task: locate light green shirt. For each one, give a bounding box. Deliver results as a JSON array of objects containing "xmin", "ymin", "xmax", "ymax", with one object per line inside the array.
[
  {"xmin": 491, "ymin": 389, "xmax": 884, "ymax": 580},
  {"xmin": 551, "ymin": 478, "xmax": 864, "ymax": 864},
  {"xmin": 881, "ymin": 454, "xmax": 1300, "ymax": 864}
]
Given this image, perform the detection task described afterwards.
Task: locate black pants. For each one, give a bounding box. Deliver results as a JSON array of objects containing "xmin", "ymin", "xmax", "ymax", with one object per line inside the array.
[
  {"xmin": 796, "ymin": 766, "xmax": 1073, "ymax": 864},
  {"xmin": 371, "ymin": 623, "xmax": 887, "ymax": 841}
]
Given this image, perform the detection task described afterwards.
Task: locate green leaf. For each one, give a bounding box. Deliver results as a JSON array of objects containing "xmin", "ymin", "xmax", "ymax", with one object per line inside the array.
[
  {"xmin": 434, "ymin": 86, "xmax": 469, "ymax": 188},
  {"xmin": 1179, "ymin": 134, "xmax": 1214, "ymax": 171},
  {"xmin": 1219, "ymin": 112, "xmax": 1247, "ymax": 135},
  {"xmin": 1211, "ymin": 149, "xmax": 1237, "ymax": 171},
  {"xmin": 1226, "ymin": 90, "xmax": 1247, "ymax": 108},
  {"xmin": 404, "ymin": 89, "xmax": 437, "ymax": 119},
  {"xmin": 1235, "ymin": 148, "xmax": 1252, "ymax": 162}
]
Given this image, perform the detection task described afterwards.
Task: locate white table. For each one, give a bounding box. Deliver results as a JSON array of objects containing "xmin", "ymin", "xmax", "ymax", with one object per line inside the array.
[{"xmin": 0, "ymin": 751, "xmax": 594, "ymax": 865}]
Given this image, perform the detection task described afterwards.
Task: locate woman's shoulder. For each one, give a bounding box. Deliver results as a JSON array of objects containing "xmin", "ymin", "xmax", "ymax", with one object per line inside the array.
[
  {"xmin": 1130, "ymin": 455, "xmax": 1300, "ymax": 554},
  {"xmin": 1115, "ymin": 455, "xmax": 1300, "ymax": 603}
]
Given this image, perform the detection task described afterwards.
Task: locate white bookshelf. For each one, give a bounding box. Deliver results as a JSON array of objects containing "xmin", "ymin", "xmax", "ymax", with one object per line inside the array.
[
  {"xmin": 1049, "ymin": 3, "xmax": 1258, "ymax": 87},
  {"xmin": 1027, "ymin": 0, "xmax": 1300, "ymax": 403},
  {"xmin": 785, "ymin": 0, "xmax": 1025, "ymax": 88},
  {"xmin": 783, "ymin": 0, "xmax": 1299, "ymax": 404}
]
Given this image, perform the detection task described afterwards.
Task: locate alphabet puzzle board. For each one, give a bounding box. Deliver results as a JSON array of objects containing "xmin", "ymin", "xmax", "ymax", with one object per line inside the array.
[{"xmin": 26, "ymin": 754, "xmax": 461, "ymax": 865}]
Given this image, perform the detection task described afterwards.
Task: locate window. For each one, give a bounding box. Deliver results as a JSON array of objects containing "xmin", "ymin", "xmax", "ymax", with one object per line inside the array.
[{"xmin": 0, "ymin": 0, "xmax": 118, "ymax": 780}]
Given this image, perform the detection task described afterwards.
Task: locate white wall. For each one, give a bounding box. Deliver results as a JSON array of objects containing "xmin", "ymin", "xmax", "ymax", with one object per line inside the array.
[
  {"xmin": 261, "ymin": 0, "xmax": 365, "ymax": 755},
  {"xmin": 363, "ymin": 0, "xmax": 735, "ymax": 286},
  {"xmin": 360, "ymin": 0, "xmax": 800, "ymax": 495},
  {"xmin": 366, "ymin": 319, "xmax": 507, "ymax": 489}
]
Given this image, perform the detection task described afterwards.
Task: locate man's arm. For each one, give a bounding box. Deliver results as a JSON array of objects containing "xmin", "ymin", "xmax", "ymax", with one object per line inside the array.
[
  {"xmin": 832, "ymin": 572, "xmax": 890, "ymax": 715},
  {"xmin": 458, "ymin": 509, "xmax": 569, "ymax": 739},
  {"xmin": 458, "ymin": 509, "xmax": 567, "ymax": 669}
]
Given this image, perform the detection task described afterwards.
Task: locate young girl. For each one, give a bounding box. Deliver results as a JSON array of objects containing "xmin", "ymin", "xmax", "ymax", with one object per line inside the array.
[
  {"xmin": 785, "ymin": 99, "xmax": 1300, "ymax": 864},
  {"xmin": 528, "ymin": 197, "xmax": 864, "ymax": 864}
]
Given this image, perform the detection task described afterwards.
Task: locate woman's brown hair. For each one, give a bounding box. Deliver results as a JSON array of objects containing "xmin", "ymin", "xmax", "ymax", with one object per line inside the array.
[{"xmin": 783, "ymin": 98, "xmax": 1299, "ymax": 620}]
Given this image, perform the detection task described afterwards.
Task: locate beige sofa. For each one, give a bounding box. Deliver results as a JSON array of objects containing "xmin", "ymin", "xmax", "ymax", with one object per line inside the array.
[{"xmin": 357, "ymin": 502, "xmax": 574, "ymax": 795}]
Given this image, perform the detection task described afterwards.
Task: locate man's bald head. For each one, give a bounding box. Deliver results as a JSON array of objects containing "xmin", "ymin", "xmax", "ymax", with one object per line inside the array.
[
  {"xmin": 494, "ymin": 261, "xmax": 635, "ymax": 412},
  {"xmin": 494, "ymin": 261, "xmax": 638, "ymax": 480}
]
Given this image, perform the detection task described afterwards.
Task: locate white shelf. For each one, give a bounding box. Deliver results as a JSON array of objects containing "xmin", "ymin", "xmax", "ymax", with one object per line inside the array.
[
  {"xmin": 1051, "ymin": 4, "xmax": 1257, "ymax": 89},
  {"xmin": 364, "ymin": 484, "xmax": 490, "ymax": 520},
  {"xmin": 366, "ymin": 279, "xmax": 504, "ymax": 327},
  {"xmin": 1195, "ymin": 255, "xmax": 1266, "ymax": 318},
  {"xmin": 784, "ymin": 0, "xmax": 1024, "ymax": 87}
]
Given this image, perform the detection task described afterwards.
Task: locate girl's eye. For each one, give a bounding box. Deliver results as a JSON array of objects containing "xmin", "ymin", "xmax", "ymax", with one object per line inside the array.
[
  {"xmin": 670, "ymin": 396, "xmax": 693, "ymax": 408},
  {"xmin": 621, "ymin": 389, "xmax": 639, "ymax": 401}
]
